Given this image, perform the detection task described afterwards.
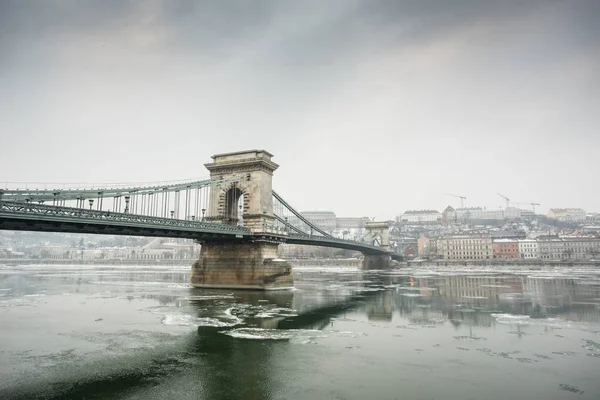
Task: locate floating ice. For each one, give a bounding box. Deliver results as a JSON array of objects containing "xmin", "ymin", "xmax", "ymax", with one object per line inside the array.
[
  {"xmin": 187, "ymin": 294, "xmax": 235, "ymax": 301},
  {"xmin": 491, "ymin": 313, "xmax": 569, "ymax": 328},
  {"xmin": 582, "ymin": 339, "xmax": 600, "ymax": 354},
  {"xmin": 558, "ymin": 384, "xmax": 584, "ymax": 394},
  {"xmin": 454, "ymin": 336, "xmax": 486, "ymax": 341},
  {"xmin": 221, "ymin": 328, "xmax": 327, "ymax": 341},
  {"xmin": 220, "ymin": 328, "xmax": 364, "ymax": 341},
  {"xmin": 254, "ymin": 307, "xmax": 298, "ymax": 318},
  {"xmin": 161, "ymin": 314, "xmax": 240, "ymax": 328},
  {"xmin": 515, "ymin": 357, "xmax": 537, "ymax": 363},
  {"xmin": 476, "ymin": 348, "xmax": 514, "ymax": 359},
  {"xmin": 551, "ymin": 351, "xmax": 577, "ymax": 356}
]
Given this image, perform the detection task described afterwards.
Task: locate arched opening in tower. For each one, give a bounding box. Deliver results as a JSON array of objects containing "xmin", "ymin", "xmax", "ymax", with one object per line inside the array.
[{"xmin": 224, "ymin": 187, "xmax": 244, "ymax": 226}]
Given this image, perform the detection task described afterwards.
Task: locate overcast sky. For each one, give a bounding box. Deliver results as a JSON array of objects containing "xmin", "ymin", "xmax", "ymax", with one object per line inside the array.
[{"xmin": 1, "ymin": 0, "xmax": 598, "ymax": 219}]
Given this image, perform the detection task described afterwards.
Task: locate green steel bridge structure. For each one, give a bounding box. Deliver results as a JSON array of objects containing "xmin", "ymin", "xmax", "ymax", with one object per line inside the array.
[{"xmin": 0, "ymin": 176, "xmax": 401, "ymax": 261}]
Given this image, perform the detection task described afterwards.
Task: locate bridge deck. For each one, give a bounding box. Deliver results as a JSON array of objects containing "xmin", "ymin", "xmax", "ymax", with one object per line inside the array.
[
  {"xmin": 0, "ymin": 200, "xmax": 401, "ymax": 260},
  {"xmin": 0, "ymin": 201, "xmax": 250, "ymax": 241}
]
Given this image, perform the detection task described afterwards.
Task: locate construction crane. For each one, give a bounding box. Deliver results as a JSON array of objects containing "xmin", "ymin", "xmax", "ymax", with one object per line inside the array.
[
  {"xmin": 508, "ymin": 201, "xmax": 541, "ymax": 213},
  {"xmin": 497, "ymin": 193, "xmax": 510, "ymax": 208},
  {"xmin": 445, "ymin": 193, "xmax": 466, "ymax": 208}
]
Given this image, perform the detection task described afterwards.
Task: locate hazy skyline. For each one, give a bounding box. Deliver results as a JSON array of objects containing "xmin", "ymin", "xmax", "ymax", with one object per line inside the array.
[{"xmin": 1, "ymin": 0, "xmax": 598, "ymax": 219}]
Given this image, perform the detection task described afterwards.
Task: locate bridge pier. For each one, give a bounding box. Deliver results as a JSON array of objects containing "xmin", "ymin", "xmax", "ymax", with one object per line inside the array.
[
  {"xmin": 362, "ymin": 254, "xmax": 393, "ymax": 270},
  {"xmin": 190, "ymin": 241, "xmax": 293, "ymax": 290}
]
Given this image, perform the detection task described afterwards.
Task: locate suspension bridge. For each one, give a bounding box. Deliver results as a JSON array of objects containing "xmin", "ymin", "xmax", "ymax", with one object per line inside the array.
[{"xmin": 0, "ymin": 150, "xmax": 400, "ymax": 289}]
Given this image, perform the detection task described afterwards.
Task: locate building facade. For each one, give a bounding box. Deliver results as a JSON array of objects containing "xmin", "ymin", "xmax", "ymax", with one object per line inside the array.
[
  {"xmin": 547, "ymin": 208, "xmax": 586, "ymax": 222},
  {"xmin": 562, "ymin": 238, "xmax": 600, "ymax": 260},
  {"xmin": 448, "ymin": 207, "xmax": 505, "ymax": 222},
  {"xmin": 400, "ymin": 210, "xmax": 441, "ymax": 223},
  {"xmin": 417, "ymin": 235, "xmax": 438, "ymax": 258},
  {"xmin": 336, "ymin": 217, "xmax": 369, "ymax": 229},
  {"xmin": 518, "ymin": 240, "xmax": 539, "ymax": 259},
  {"xmin": 438, "ymin": 234, "xmax": 493, "ymax": 260},
  {"xmin": 538, "ymin": 237, "xmax": 567, "ymax": 260},
  {"xmin": 300, "ymin": 211, "xmax": 337, "ymax": 233},
  {"xmin": 493, "ymin": 239, "xmax": 519, "ymax": 259},
  {"xmin": 538, "ymin": 237, "xmax": 600, "ymax": 260}
]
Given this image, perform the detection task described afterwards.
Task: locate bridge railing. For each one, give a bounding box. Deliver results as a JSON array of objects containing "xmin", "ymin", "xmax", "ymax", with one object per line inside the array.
[
  {"xmin": 0, "ymin": 175, "xmax": 249, "ymax": 222},
  {"xmin": 272, "ymin": 191, "xmax": 331, "ymax": 238},
  {"xmin": 0, "ymin": 200, "xmax": 251, "ymax": 235},
  {"xmin": 1, "ymin": 176, "xmax": 209, "ymax": 191},
  {"xmin": 285, "ymin": 233, "xmax": 391, "ymax": 254}
]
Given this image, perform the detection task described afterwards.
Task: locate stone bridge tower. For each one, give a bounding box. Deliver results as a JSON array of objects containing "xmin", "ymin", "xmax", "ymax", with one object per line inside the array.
[
  {"xmin": 364, "ymin": 221, "xmax": 390, "ymax": 251},
  {"xmin": 204, "ymin": 150, "xmax": 278, "ymax": 233},
  {"xmin": 363, "ymin": 221, "xmax": 392, "ymax": 269},
  {"xmin": 191, "ymin": 150, "xmax": 293, "ymax": 290}
]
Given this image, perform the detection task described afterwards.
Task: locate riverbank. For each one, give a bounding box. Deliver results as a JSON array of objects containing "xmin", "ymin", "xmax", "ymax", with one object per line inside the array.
[
  {"xmin": 2, "ymin": 257, "xmax": 598, "ymax": 269},
  {"xmin": 0, "ymin": 257, "xmax": 364, "ymax": 268},
  {"xmin": 406, "ymin": 259, "xmax": 600, "ymax": 268},
  {"xmin": 0, "ymin": 258, "xmax": 197, "ymax": 266}
]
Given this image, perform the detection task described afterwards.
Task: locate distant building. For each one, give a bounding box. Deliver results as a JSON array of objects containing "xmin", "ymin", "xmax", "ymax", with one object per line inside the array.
[
  {"xmin": 448, "ymin": 207, "xmax": 504, "ymax": 222},
  {"xmin": 400, "ymin": 210, "xmax": 441, "ymax": 223},
  {"xmin": 336, "ymin": 217, "xmax": 369, "ymax": 229},
  {"xmin": 537, "ymin": 236, "xmax": 600, "ymax": 260},
  {"xmin": 492, "ymin": 231, "xmax": 526, "ymax": 240},
  {"xmin": 443, "ymin": 206, "xmax": 535, "ymax": 222},
  {"xmin": 586, "ymin": 213, "xmax": 600, "ymax": 222},
  {"xmin": 504, "ymin": 207, "xmax": 534, "ymax": 220},
  {"xmin": 547, "ymin": 208, "xmax": 586, "ymax": 222},
  {"xmin": 519, "ymin": 209, "xmax": 536, "ymax": 219},
  {"xmin": 561, "ymin": 237, "xmax": 600, "ymax": 260},
  {"xmin": 442, "ymin": 206, "xmax": 456, "ymax": 223},
  {"xmin": 518, "ymin": 239, "xmax": 539, "ymax": 259},
  {"xmin": 493, "ymin": 239, "xmax": 519, "ymax": 259},
  {"xmin": 537, "ymin": 236, "xmax": 566, "ymax": 260},
  {"xmin": 437, "ymin": 233, "xmax": 493, "ymax": 260},
  {"xmin": 417, "ymin": 235, "xmax": 438, "ymax": 258},
  {"xmin": 301, "ymin": 211, "xmax": 337, "ymax": 233}
]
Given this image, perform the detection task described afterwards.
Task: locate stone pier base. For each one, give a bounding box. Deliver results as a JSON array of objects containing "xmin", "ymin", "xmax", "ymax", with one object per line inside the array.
[
  {"xmin": 363, "ymin": 254, "xmax": 393, "ymax": 270},
  {"xmin": 190, "ymin": 241, "xmax": 293, "ymax": 290}
]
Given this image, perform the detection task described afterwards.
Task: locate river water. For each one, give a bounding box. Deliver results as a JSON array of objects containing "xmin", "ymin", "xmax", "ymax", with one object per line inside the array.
[{"xmin": 1, "ymin": 264, "xmax": 599, "ymax": 399}]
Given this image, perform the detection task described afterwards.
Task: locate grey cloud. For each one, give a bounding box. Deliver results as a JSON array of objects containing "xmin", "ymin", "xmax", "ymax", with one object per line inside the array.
[{"xmin": 0, "ymin": 0, "xmax": 599, "ymax": 217}]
